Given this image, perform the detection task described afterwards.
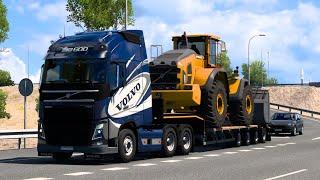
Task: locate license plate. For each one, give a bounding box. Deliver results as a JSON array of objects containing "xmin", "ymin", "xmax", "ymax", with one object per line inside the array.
[
  {"xmin": 60, "ymin": 146, "xmax": 74, "ymax": 151},
  {"xmin": 275, "ymin": 129, "xmax": 282, "ymax": 132}
]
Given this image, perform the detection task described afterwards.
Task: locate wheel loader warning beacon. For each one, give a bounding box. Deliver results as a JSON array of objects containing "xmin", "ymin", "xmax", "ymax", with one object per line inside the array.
[{"xmin": 38, "ymin": 30, "xmax": 271, "ymax": 162}]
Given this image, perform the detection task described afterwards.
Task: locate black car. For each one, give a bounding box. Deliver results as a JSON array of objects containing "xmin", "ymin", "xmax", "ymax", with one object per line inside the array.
[{"xmin": 270, "ymin": 113, "xmax": 303, "ymax": 136}]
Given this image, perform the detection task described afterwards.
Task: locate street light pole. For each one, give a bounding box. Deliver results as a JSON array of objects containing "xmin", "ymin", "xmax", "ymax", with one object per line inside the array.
[
  {"xmin": 125, "ymin": 0, "xmax": 128, "ymax": 30},
  {"xmin": 247, "ymin": 34, "xmax": 266, "ymax": 85}
]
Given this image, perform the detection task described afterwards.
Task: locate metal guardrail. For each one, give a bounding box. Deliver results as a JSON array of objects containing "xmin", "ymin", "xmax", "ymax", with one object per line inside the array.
[
  {"xmin": 0, "ymin": 129, "xmax": 38, "ymax": 149},
  {"xmin": 270, "ymin": 103, "xmax": 320, "ymax": 118}
]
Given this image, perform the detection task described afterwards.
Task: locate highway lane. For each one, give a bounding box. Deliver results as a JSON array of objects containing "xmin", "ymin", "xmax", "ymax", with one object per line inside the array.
[{"xmin": 0, "ymin": 114, "xmax": 320, "ymax": 180}]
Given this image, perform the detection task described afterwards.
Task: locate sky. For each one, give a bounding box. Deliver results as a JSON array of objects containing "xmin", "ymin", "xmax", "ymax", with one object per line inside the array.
[{"xmin": 1, "ymin": 0, "xmax": 320, "ymax": 83}]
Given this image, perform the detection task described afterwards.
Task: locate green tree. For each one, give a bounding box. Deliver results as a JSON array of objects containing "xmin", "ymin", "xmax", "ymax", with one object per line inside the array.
[
  {"xmin": 66, "ymin": 0, "xmax": 134, "ymax": 31},
  {"xmin": 0, "ymin": 0, "xmax": 9, "ymax": 43},
  {"xmin": 0, "ymin": 90, "xmax": 10, "ymax": 119},
  {"xmin": 242, "ymin": 60, "xmax": 278, "ymax": 86},
  {"xmin": 0, "ymin": 70, "xmax": 14, "ymax": 86},
  {"xmin": 35, "ymin": 97, "xmax": 39, "ymax": 112},
  {"xmin": 217, "ymin": 52, "xmax": 233, "ymax": 76}
]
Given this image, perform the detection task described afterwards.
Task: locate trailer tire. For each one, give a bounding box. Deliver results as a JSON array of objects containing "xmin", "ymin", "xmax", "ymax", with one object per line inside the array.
[
  {"xmin": 177, "ymin": 126, "xmax": 193, "ymax": 155},
  {"xmin": 259, "ymin": 128, "xmax": 267, "ymax": 143},
  {"xmin": 118, "ymin": 129, "xmax": 137, "ymax": 162},
  {"xmin": 242, "ymin": 131, "xmax": 250, "ymax": 146},
  {"xmin": 204, "ymin": 80, "xmax": 227, "ymax": 127},
  {"xmin": 234, "ymin": 131, "xmax": 241, "ymax": 147},
  {"xmin": 162, "ymin": 126, "xmax": 177, "ymax": 157},
  {"xmin": 52, "ymin": 152, "xmax": 72, "ymax": 161},
  {"xmin": 266, "ymin": 131, "xmax": 272, "ymax": 141},
  {"xmin": 229, "ymin": 86, "xmax": 254, "ymax": 125},
  {"xmin": 251, "ymin": 130, "xmax": 259, "ymax": 144}
]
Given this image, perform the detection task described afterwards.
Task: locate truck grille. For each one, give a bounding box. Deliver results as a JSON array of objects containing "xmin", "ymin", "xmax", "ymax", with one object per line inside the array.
[{"xmin": 43, "ymin": 105, "xmax": 94, "ymax": 146}]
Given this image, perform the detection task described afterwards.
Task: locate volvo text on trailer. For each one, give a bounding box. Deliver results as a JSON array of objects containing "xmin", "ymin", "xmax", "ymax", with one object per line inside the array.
[{"xmin": 37, "ymin": 30, "xmax": 271, "ymax": 162}]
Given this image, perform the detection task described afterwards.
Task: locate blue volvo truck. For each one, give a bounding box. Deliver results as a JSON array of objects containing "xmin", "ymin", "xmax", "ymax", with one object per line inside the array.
[{"xmin": 37, "ymin": 30, "xmax": 271, "ymax": 162}]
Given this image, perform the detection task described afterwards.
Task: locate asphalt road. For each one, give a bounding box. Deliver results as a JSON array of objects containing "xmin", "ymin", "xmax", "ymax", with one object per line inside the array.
[{"xmin": 1, "ymin": 113, "xmax": 320, "ymax": 180}]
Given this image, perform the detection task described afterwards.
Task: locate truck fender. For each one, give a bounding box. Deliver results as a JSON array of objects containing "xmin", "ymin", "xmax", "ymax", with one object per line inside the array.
[
  {"xmin": 229, "ymin": 79, "xmax": 249, "ymax": 102},
  {"xmin": 204, "ymin": 68, "xmax": 229, "ymax": 97}
]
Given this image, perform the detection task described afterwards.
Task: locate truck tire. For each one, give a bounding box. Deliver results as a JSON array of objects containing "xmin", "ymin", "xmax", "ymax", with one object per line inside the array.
[
  {"xmin": 162, "ymin": 126, "xmax": 177, "ymax": 157},
  {"xmin": 242, "ymin": 131, "xmax": 250, "ymax": 146},
  {"xmin": 177, "ymin": 126, "xmax": 193, "ymax": 155},
  {"xmin": 52, "ymin": 152, "xmax": 72, "ymax": 161},
  {"xmin": 204, "ymin": 80, "xmax": 227, "ymax": 127},
  {"xmin": 229, "ymin": 86, "xmax": 254, "ymax": 125},
  {"xmin": 118, "ymin": 129, "xmax": 137, "ymax": 162}
]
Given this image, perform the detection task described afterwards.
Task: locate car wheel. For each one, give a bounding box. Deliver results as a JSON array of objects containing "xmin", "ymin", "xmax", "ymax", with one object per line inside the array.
[
  {"xmin": 299, "ymin": 126, "xmax": 303, "ymax": 135},
  {"xmin": 291, "ymin": 126, "xmax": 297, "ymax": 136}
]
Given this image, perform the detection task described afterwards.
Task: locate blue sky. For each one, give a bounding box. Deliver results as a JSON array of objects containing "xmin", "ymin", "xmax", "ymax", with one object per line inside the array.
[{"xmin": 1, "ymin": 0, "xmax": 320, "ymax": 83}]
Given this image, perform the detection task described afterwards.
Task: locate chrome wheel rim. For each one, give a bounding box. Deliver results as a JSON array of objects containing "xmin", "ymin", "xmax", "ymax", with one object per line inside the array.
[
  {"xmin": 166, "ymin": 133, "xmax": 175, "ymax": 152},
  {"xmin": 182, "ymin": 131, "xmax": 191, "ymax": 150},
  {"xmin": 123, "ymin": 136, "xmax": 133, "ymax": 156}
]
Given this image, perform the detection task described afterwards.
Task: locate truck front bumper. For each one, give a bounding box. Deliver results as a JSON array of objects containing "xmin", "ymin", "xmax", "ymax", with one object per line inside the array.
[{"xmin": 37, "ymin": 144, "xmax": 118, "ymax": 156}]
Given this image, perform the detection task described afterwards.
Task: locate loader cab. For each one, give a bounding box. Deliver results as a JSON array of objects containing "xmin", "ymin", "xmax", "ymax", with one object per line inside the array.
[{"xmin": 172, "ymin": 34, "xmax": 226, "ymax": 68}]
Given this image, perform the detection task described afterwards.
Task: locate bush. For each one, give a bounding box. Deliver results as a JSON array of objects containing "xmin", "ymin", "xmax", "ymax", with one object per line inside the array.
[
  {"xmin": 35, "ymin": 97, "xmax": 39, "ymax": 112},
  {"xmin": 0, "ymin": 89, "xmax": 10, "ymax": 119},
  {"xmin": 0, "ymin": 70, "xmax": 14, "ymax": 86}
]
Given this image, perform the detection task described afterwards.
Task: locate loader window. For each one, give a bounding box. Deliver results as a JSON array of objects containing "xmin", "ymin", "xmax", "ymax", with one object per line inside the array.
[{"xmin": 209, "ymin": 40, "xmax": 217, "ymax": 65}]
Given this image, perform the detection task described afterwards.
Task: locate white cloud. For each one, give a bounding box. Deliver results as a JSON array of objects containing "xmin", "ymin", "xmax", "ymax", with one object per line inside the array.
[
  {"xmin": 33, "ymin": 1, "xmax": 68, "ymax": 21},
  {"xmin": 21, "ymin": 34, "xmax": 58, "ymax": 56},
  {"xmin": 0, "ymin": 49, "xmax": 39, "ymax": 83},
  {"xmin": 133, "ymin": 1, "xmax": 320, "ymax": 83}
]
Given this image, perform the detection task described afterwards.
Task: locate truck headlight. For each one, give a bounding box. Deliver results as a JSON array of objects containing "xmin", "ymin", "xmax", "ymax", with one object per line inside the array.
[
  {"xmin": 92, "ymin": 123, "xmax": 104, "ymax": 140},
  {"xmin": 288, "ymin": 123, "xmax": 292, "ymax": 126}
]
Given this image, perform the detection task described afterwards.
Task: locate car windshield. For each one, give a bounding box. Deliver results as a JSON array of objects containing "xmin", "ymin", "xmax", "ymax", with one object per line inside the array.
[
  {"xmin": 42, "ymin": 58, "xmax": 107, "ymax": 84},
  {"xmin": 272, "ymin": 113, "xmax": 294, "ymax": 120}
]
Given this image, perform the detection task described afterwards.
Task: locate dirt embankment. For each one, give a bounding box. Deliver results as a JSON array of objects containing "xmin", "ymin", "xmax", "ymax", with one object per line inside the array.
[
  {"xmin": 0, "ymin": 85, "xmax": 39, "ymax": 150},
  {"xmin": 264, "ymin": 86, "xmax": 320, "ymax": 112}
]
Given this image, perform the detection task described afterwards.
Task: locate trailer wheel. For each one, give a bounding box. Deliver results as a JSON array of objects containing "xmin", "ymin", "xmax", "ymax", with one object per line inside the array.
[
  {"xmin": 52, "ymin": 152, "xmax": 72, "ymax": 161},
  {"xmin": 251, "ymin": 130, "xmax": 259, "ymax": 144},
  {"xmin": 234, "ymin": 131, "xmax": 241, "ymax": 147},
  {"xmin": 259, "ymin": 128, "xmax": 267, "ymax": 143},
  {"xmin": 229, "ymin": 85, "xmax": 254, "ymax": 125},
  {"xmin": 242, "ymin": 131, "xmax": 250, "ymax": 146},
  {"xmin": 162, "ymin": 127, "xmax": 177, "ymax": 157},
  {"xmin": 118, "ymin": 129, "xmax": 137, "ymax": 162},
  {"xmin": 204, "ymin": 80, "xmax": 227, "ymax": 127},
  {"xmin": 266, "ymin": 130, "xmax": 272, "ymax": 141},
  {"xmin": 177, "ymin": 126, "xmax": 193, "ymax": 155}
]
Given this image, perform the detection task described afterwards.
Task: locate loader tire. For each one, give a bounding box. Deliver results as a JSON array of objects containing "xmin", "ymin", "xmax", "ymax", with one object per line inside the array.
[
  {"xmin": 204, "ymin": 80, "xmax": 227, "ymax": 127},
  {"xmin": 229, "ymin": 85, "xmax": 254, "ymax": 125}
]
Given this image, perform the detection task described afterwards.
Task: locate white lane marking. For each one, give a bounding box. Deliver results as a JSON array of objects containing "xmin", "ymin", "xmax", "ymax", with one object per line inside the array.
[
  {"xmin": 312, "ymin": 137, "xmax": 320, "ymax": 141},
  {"xmin": 251, "ymin": 147, "xmax": 266, "ymax": 150},
  {"xmin": 285, "ymin": 142, "xmax": 296, "ymax": 145},
  {"xmin": 264, "ymin": 169, "xmax": 308, "ymax": 180},
  {"xmin": 64, "ymin": 172, "xmax": 93, "ymax": 176},
  {"xmin": 272, "ymin": 136, "xmax": 290, "ymax": 139},
  {"xmin": 161, "ymin": 159, "xmax": 182, "ymax": 163},
  {"xmin": 223, "ymin": 152, "xmax": 238, "ymax": 154},
  {"xmin": 133, "ymin": 163, "xmax": 156, "ymax": 167},
  {"xmin": 101, "ymin": 167, "xmax": 129, "ymax": 171},
  {"xmin": 72, "ymin": 153, "xmax": 83, "ymax": 156},
  {"xmin": 277, "ymin": 144, "xmax": 287, "ymax": 146},
  {"xmin": 203, "ymin": 154, "xmax": 220, "ymax": 157},
  {"xmin": 184, "ymin": 157, "xmax": 204, "ymax": 160},
  {"xmin": 238, "ymin": 149, "xmax": 252, "ymax": 152},
  {"xmin": 24, "ymin": 178, "xmax": 53, "ymax": 180},
  {"xmin": 265, "ymin": 146, "xmax": 277, "ymax": 148}
]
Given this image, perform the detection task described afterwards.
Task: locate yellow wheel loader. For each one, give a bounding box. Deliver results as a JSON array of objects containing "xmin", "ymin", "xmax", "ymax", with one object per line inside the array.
[{"xmin": 150, "ymin": 32, "xmax": 254, "ymax": 127}]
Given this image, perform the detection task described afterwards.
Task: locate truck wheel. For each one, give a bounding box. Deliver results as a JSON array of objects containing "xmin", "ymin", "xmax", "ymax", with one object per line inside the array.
[
  {"xmin": 177, "ymin": 126, "xmax": 193, "ymax": 155},
  {"xmin": 229, "ymin": 85, "xmax": 254, "ymax": 125},
  {"xmin": 242, "ymin": 131, "xmax": 250, "ymax": 146},
  {"xmin": 162, "ymin": 127, "xmax": 177, "ymax": 157},
  {"xmin": 259, "ymin": 128, "xmax": 266, "ymax": 143},
  {"xmin": 52, "ymin": 152, "xmax": 72, "ymax": 161},
  {"xmin": 118, "ymin": 129, "xmax": 137, "ymax": 162},
  {"xmin": 251, "ymin": 130, "xmax": 259, "ymax": 144},
  {"xmin": 205, "ymin": 80, "xmax": 227, "ymax": 127},
  {"xmin": 266, "ymin": 131, "xmax": 272, "ymax": 141},
  {"xmin": 234, "ymin": 131, "xmax": 241, "ymax": 147}
]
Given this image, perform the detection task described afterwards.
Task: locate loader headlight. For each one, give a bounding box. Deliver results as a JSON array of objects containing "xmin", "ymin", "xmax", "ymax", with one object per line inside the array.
[{"xmin": 92, "ymin": 123, "xmax": 104, "ymax": 140}]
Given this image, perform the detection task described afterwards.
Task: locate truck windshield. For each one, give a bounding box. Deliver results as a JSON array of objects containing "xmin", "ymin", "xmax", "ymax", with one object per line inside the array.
[
  {"xmin": 272, "ymin": 113, "xmax": 294, "ymax": 120},
  {"xmin": 42, "ymin": 59, "xmax": 107, "ymax": 84}
]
